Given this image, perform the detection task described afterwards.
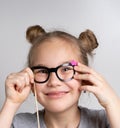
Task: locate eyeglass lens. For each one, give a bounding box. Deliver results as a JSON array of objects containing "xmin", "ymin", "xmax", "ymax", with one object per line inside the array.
[{"xmin": 32, "ymin": 62, "xmax": 75, "ymax": 84}]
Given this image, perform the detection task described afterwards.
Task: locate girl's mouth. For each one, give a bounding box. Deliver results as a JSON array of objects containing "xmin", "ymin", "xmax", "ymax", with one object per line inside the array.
[{"xmin": 45, "ymin": 91, "xmax": 69, "ymax": 98}]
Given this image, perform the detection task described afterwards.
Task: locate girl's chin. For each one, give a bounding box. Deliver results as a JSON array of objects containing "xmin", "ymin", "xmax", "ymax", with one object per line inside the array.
[
  {"xmin": 44, "ymin": 106, "xmax": 69, "ymax": 114},
  {"xmin": 43, "ymin": 101, "xmax": 79, "ymax": 114}
]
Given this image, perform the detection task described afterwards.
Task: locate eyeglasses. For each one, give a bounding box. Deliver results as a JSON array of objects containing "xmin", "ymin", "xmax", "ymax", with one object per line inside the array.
[{"xmin": 31, "ymin": 61, "xmax": 77, "ymax": 84}]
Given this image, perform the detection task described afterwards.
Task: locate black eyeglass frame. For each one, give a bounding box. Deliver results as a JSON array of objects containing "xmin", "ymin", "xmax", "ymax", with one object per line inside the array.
[{"xmin": 31, "ymin": 62, "xmax": 76, "ymax": 84}]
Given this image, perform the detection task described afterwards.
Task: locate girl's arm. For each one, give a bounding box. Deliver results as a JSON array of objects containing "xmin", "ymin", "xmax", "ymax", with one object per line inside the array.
[
  {"xmin": 0, "ymin": 68, "xmax": 34, "ymax": 128},
  {"xmin": 104, "ymin": 93, "xmax": 120, "ymax": 128},
  {"xmin": 74, "ymin": 62, "xmax": 120, "ymax": 128},
  {"xmin": 0, "ymin": 100, "xmax": 20, "ymax": 128}
]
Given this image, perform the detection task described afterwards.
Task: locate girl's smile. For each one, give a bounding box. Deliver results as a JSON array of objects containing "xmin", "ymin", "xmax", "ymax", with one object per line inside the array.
[{"xmin": 45, "ymin": 90, "xmax": 69, "ymax": 99}]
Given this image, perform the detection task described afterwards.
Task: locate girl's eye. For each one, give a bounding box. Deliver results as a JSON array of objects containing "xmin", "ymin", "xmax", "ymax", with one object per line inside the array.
[
  {"xmin": 61, "ymin": 66, "xmax": 72, "ymax": 72},
  {"xmin": 36, "ymin": 69, "xmax": 48, "ymax": 74},
  {"xmin": 63, "ymin": 67, "xmax": 70, "ymax": 71}
]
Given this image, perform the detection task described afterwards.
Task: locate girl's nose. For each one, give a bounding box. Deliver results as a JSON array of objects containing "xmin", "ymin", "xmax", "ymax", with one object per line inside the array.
[{"xmin": 47, "ymin": 72, "xmax": 61, "ymax": 87}]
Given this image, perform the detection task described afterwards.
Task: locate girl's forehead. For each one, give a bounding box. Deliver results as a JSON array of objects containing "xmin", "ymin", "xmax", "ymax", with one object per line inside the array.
[
  {"xmin": 37, "ymin": 40, "xmax": 79, "ymax": 57},
  {"xmin": 32, "ymin": 40, "xmax": 80, "ymax": 66},
  {"xmin": 40, "ymin": 38, "xmax": 79, "ymax": 50}
]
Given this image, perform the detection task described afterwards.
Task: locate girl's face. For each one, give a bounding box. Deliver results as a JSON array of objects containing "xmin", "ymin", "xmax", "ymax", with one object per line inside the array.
[{"xmin": 32, "ymin": 38, "xmax": 82, "ymax": 113}]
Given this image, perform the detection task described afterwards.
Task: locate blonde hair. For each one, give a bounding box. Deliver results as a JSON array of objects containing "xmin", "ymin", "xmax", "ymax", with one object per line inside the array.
[{"xmin": 26, "ymin": 25, "xmax": 98, "ymax": 67}]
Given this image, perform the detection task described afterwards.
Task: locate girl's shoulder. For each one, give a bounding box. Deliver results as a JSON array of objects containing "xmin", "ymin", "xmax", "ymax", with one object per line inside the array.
[
  {"xmin": 80, "ymin": 106, "xmax": 106, "ymax": 117},
  {"xmin": 11, "ymin": 110, "xmax": 44, "ymax": 128},
  {"xmin": 14, "ymin": 109, "xmax": 44, "ymax": 120},
  {"xmin": 79, "ymin": 106, "xmax": 110, "ymax": 128}
]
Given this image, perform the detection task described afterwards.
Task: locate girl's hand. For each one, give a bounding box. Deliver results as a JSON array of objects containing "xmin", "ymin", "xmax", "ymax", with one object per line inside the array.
[
  {"xmin": 5, "ymin": 68, "xmax": 34, "ymax": 105},
  {"xmin": 74, "ymin": 62, "xmax": 119, "ymax": 109}
]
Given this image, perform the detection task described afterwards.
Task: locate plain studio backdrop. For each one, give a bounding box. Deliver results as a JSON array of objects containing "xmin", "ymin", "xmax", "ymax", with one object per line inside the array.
[{"xmin": 0, "ymin": 0, "xmax": 120, "ymax": 113}]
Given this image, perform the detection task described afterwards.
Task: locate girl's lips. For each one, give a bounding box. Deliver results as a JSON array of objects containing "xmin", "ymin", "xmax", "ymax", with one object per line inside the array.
[{"xmin": 45, "ymin": 91, "xmax": 69, "ymax": 98}]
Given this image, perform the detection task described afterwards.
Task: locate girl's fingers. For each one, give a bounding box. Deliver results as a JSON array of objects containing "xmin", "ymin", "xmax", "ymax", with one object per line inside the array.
[
  {"xmin": 74, "ymin": 62, "xmax": 104, "ymax": 82},
  {"xmin": 6, "ymin": 67, "xmax": 34, "ymax": 92},
  {"xmin": 5, "ymin": 67, "xmax": 35, "ymax": 104},
  {"xmin": 21, "ymin": 68, "xmax": 34, "ymax": 84},
  {"xmin": 80, "ymin": 85, "xmax": 97, "ymax": 94},
  {"xmin": 74, "ymin": 73, "xmax": 102, "ymax": 87},
  {"xmin": 74, "ymin": 62, "xmax": 119, "ymax": 108}
]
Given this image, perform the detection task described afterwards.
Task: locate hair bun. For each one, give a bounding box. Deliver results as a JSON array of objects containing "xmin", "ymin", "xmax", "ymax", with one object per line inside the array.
[
  {"xmin": 26, "ymin": 25, "xmax": 46, "ymax": 44},
  {"xmin": 79, "ymin": 29, "xmax": 98, "ymax": 54}
]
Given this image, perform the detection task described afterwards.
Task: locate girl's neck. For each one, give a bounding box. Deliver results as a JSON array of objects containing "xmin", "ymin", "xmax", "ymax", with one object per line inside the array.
[{"xmin": 44, "ymin": 105, "xmax": 80, "ymax": 128}]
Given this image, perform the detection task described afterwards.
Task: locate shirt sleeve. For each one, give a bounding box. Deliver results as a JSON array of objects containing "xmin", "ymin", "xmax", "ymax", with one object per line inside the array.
[
  {"xmin": 80, "ymin": 107, "xmax": 110, "ymax": 128},
  {"xmin": 11, "ymin": 112, "xmax": 38, "ymax": 128}
]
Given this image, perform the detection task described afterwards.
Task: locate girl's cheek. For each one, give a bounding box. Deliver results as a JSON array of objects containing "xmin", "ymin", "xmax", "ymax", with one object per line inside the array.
[
  {"xmin": 67, "ymin": 79, "xmax": 82, "ymax": 90},
  {"xmin": 35, "ymin": 84, "xmax": 44, "ymax": 93},
  {"xmin": 75, "ymin": 80, "xmax": 82, "ymax": 88}
]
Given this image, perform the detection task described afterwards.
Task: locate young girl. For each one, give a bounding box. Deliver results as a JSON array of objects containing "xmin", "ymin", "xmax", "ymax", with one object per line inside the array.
[{"xmin": 0, "ymin": 25, "xmax": 120, "ymax": 128}]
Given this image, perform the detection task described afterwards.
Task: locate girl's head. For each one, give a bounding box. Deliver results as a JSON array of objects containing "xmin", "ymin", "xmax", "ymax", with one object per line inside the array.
[
  {"xmin": 26, "ymin": 25, "xmax": 98, "ymax": 112},
  {"xmin": 26, "ymin": 25, "xmax": 98, "ymax": 67}
]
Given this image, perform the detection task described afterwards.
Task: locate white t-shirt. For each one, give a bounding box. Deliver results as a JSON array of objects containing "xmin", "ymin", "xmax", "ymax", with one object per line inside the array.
[{"xmin": 11, "ymin": 106, "xmax": 110, "ymax": 128}]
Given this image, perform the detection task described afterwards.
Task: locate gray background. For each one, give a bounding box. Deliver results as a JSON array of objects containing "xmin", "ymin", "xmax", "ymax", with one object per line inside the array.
[{"xmin": 0, "ymin": 0, "xmax": 120, "ymax": 113}]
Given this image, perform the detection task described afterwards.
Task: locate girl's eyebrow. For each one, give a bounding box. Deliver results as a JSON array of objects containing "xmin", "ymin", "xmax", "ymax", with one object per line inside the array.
[
  {"xmin": 32, "ymin": 64, "xmax": 48, "ymax": 68},
  {"xmin": 61, "ymin": 60, "xmax": 76, "ymax": 65},
  {"xmin": 32, "ymin": 60, "xmax": 71, "ymax": 68}
]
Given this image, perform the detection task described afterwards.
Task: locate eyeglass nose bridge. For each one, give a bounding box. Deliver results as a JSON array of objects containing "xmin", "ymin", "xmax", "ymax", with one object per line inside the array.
[{"xmin": 47, "ymin": 66, "xmax": 60, "ymax": 81}]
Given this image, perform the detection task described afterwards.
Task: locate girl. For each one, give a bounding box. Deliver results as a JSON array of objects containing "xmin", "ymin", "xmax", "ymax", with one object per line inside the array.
[{"xmin": 0, "ymin": 25, "xmax": 120, "ymax": 128}]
